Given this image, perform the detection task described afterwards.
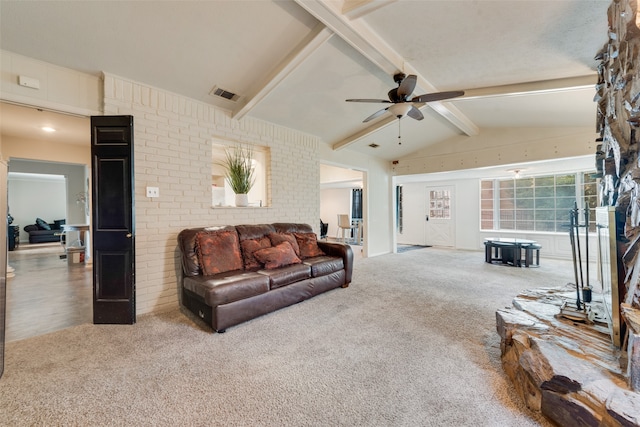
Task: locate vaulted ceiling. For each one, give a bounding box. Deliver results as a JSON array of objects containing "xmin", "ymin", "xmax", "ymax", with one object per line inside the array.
[{"xmin": 0, "ymin": 0, "xmax": 609, "ymax": 161}]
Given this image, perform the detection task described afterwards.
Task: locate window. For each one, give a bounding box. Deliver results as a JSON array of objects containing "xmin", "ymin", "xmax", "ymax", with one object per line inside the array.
[
  {"xmin": 481, "ymin": 171, "xmax": 596, "ymax": 232},
  {"xmin": 396, "ymin": 185, "xmax": 403, "ymax": 233},
  {"xmin": 429, "ymin": 189, "xmax": 451, "ymax": 219},
  {"xmin": 351, "ymin": 188, "xmax": 362, "ymax": 220},
  {"xmin": 212, "ymin": 142, "xmax": 269, "ymax": 207}
]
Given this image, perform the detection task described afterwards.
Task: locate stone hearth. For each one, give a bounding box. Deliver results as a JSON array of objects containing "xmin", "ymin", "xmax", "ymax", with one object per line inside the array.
[{"xmin": 496, "ymin": 286, "xmax": 640, "ymax": 426}]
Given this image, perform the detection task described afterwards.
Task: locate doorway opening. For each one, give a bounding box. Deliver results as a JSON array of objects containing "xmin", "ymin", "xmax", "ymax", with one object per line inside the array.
[
  {"xmin": 1, "ymin": 102, "xmax": 91, "ymax": 342},
  {"xmin": 319, "ymin": 163, "xmax": 366, "ymax": 258},
  {"xmin": 6, "ymin": 162, "xmax": 92, "ymax": 342}
]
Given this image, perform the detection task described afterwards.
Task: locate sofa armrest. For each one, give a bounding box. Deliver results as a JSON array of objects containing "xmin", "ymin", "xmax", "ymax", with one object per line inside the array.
[{"xmin": 317, "ymin": 241, "xmax": 353, "ymax": 284}]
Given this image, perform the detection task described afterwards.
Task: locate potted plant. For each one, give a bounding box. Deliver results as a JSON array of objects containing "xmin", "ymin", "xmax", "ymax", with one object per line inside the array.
[{"xmin": 220, "ymin": 144, "xmax": 255, "ymax": 207}]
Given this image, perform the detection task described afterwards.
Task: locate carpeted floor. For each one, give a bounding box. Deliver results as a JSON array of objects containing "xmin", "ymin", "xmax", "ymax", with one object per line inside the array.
[
  {"xmin": 397, "ymin": 244, "xmax": 431, "ymax": 253},
  {"xmin": 0, "ymin": 248, "xmax": 571, "ymax": 426}
]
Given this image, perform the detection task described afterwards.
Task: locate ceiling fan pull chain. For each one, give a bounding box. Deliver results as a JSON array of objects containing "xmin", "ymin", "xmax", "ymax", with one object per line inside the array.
[{"xmin": 398, "ymin": 118, "xmax": 402, "ymax": 145}]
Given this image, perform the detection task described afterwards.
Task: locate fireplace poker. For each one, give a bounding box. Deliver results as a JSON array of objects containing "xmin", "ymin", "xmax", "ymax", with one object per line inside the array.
[
  {"xmin": 569, "ymin": 209, "xmax": 582, "ymax": 310},
  {"xmin": 573, "ymin": 202, "xmax": 585, "ymax": 293},
  {"xmin": 584, "ymin": 207, "xmax": 590, "ymax": 288}
]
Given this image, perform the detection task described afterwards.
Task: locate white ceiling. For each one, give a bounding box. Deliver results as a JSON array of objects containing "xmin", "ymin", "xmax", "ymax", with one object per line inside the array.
[{"xmin": 0, "ymin": 0, "xmax": 609, "ymax": 161}]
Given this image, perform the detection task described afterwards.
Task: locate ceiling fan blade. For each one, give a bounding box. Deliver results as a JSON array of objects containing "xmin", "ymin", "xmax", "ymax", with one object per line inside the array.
[
  {"xmin": 397, "ymin": 74, "xmax": 417, "ymax": 99},
  {"xmin": 346, "ymin": 98, "xmax": 392, "ymax": 103},
  {"xmin": 407, "ymin": 105, "xmax": 424, "ymax": 121},
  {"xmin": 363, "ymin": 107, "xmax": 389, "ymax": 123},
  {"xmin": 411, "ymin": 90, "xmax": 465, "ymax": 103}
]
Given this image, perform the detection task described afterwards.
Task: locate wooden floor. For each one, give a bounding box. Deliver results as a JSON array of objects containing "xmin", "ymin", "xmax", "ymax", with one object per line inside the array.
[{"xmin": 5, "ymin": 242, "xmax": 92, "ymax": 343}]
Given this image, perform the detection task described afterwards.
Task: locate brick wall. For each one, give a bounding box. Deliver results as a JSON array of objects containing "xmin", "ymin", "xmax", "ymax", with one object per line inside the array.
[{"xmin": 102, "ymin": 73, "xmax": 321, "ymax": 315}]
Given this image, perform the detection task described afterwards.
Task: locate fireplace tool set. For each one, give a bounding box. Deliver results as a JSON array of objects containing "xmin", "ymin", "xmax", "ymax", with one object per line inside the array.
[{"xmin": 560, "ymin": 202, "xmax": 595, "ymax": 323}]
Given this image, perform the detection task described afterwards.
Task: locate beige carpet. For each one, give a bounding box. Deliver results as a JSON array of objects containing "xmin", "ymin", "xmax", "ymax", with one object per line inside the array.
[{"xmin": 1, "ymin": 247, "xmax": 572, "ymax": 426}]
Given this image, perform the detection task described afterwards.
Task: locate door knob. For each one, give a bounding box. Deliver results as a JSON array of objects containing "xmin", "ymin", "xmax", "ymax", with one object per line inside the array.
[{"xmin": 126, "ymin": 233, "xmax": 132, "ymax": 238}]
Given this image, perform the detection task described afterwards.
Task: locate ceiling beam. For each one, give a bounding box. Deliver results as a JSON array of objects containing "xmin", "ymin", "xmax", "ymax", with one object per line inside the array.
[
  {"xmin": 294, "ymin": 0, "xmax": 399, "ymax": 75},
  {"xmin": 342, "ymin": 0, "xmax": 398, "ymax": 20},
  {"xmin": 459, "ymin": 75, "xmax": 597, "ymax": 100},
  {"xmin": 294, "ymin": 0, "xmax": 479, "ymax": 151},
  {"xmin": 332, "ymin": 115, "xmax": 397, "ymax": 151},
  {"xmin": 332, "ymin": 75, "xmax": 598, "ymax": 152},
  {"xmin": 232, "ymin": 24, "xmax": 333, "ymax": 120}
]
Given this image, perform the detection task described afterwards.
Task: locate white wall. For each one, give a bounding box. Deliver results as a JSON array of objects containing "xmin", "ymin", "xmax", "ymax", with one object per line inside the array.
[
  {"xmin": 393, "ymin": 127, "xmax": 599, "ymax": 176},
  {"xmin": 8, "ymin": 175, "xmax": 66, "ymax": 242},
  {"xmin": 6, "ymin": 158, "xmax": 88, "ymax": 228},
  {"xmin": 395, "ymin": 156, "xmax": 598, "ymax": 260},
  {"xmin": 320, "ymin": 187, "xmax": 352, "ymax": 238},
  {"xmin": 318, "ymin": 145, "xmax": 392, "ymax": 258},
  {"xmin": 0, "ymin": 49, "xmax": 101, "ymax": 116}
]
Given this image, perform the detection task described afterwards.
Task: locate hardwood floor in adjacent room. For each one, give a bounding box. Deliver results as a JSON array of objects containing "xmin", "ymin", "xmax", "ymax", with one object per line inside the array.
[{"xmin": 5, "ymin": 242, "xmax": 92, "ymax": 342}]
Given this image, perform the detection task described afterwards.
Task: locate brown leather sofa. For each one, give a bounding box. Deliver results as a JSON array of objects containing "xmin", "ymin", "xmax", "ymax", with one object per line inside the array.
[{"xmin": 177, "ymin": 223, "xmax": 353, "ymax": 333}]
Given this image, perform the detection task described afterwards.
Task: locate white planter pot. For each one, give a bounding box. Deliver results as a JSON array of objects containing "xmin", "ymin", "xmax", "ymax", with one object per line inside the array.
[{"xmin": 235, "ymin": 193, "xmax": 249, "ymax": 207}]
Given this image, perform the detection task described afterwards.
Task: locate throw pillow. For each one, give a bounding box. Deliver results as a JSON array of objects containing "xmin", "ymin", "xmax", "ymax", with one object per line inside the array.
[
  {"xmin": 240, "ymin": 237, "xmax": 272, "ymax": 270},
  {"xmin": 293, "ymin": 232, "xmax": 325, "ymax": 259},
  {"xmin": 195, "ymin": 230, "xmax": 243, "ymax": 275},
  {"xmin": 267, "ymin": 232, "xmax": 300, "ymax": 257},
  {"xmin": 253, "ymin": 241, "xmax": 302, "ymax": 270},
  {"xmin": 35, "ymin": 218, "xmax": 51, "ymax": 230}
]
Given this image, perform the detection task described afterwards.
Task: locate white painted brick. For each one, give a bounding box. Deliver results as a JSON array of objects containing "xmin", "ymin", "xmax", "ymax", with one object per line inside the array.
[{"xmin": 103, "ymin": 72, "xmax": 321, "ymax": 318}]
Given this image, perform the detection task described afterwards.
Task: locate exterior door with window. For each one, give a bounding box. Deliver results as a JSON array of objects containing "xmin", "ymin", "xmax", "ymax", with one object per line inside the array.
[{"xmin": 426, "ymin": 186, "xmax": 455, "ymax": 247}]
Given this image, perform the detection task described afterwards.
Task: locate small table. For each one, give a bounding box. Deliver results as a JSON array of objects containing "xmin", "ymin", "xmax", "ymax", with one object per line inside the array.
[
  {"xmin": 62, "ymin": 224, "xmax": 91, "ymax": 263},
  {"xmin": 484, "ymin": 237, "xmax": 539, "ymax": 267}
]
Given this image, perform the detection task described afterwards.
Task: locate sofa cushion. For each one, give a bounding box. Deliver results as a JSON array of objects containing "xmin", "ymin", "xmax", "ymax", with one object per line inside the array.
[
  {"xmin": 183, "ymin": 271, "xmax": 270, "ymax": 306},
  {"xmin": 36, "ymin": 218, "xmax": 51, "ymax": 230},
  {"xmin": 24, "ymin": 224, "xmax": 39, "ymax": 232},
  {"xmin": 303, "ymin": 256, "xmax": 344, "ymax": 277},
  {"xmin": 272, "ymin": 223, "xmax": 313, "ymax": 234},
  {"xmin": 258, "ymin": 263, "xmax": 311, "ymax": 289},
  {"xmin": 196, "ymin": 229, "xmax": 243, "ymax": 275},
  {"xmin": 236, "ymin": 224, "xmax": 276, "ymax": 241},
  {"xmin": 267, "ymin": 232, "xmax": 300, "ymax": 257},
  {"xmin": 240, "ymin": 237, "xmax": 272, "ymax": 270},
  {"xmin": 253, "ymin": 241, "xmax": 302, "ymax": 270},
  {"xmin": 293, "ymin": 232, "xmax": 325, "ymax": 259}
]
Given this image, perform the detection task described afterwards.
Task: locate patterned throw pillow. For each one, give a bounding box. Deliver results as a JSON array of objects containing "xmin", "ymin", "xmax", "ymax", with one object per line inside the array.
[
  {"xmin": 253, "ymin": 241, "xmax": 302, "ymax": 270},
  {"xmin": 195, "ymin": 230, "xmax": 243, "ymax": 275},
  {"xmin": 240, "ymin": 237, "xmax": 272, "ymax": 270},
  {"xmin": 267, "ymin": 232, "xmax": 300, "ymax": 257},
  {"xmin": 293, "ymin": 232, "xmax": 324, "ymax": 259}
]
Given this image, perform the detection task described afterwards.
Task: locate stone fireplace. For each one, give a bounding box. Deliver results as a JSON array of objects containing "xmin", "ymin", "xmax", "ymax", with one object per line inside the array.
[{"xmin": 497, "ymin": 1, "xmax": 640, "ymax": 425}]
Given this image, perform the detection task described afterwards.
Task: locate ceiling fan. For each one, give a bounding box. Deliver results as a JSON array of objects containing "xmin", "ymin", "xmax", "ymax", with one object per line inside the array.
[{"xmin": 346, "ymin": 73, "xmax": 465, "ymax": 123}]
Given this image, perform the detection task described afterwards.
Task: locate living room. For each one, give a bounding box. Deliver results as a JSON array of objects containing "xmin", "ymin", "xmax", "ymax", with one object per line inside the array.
[{"xmin": 0, "ymin": 1, "xmax": 627, "ymax": 424}]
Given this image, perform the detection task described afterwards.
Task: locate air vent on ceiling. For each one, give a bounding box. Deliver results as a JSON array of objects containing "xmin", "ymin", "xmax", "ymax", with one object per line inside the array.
[
  {"xmin": 368, "ymin": 143, "xmax": 380, "ymax": 148},
  {"xmin": 209, "ymin": 86, "xmax": 240, "ymax": 102}
]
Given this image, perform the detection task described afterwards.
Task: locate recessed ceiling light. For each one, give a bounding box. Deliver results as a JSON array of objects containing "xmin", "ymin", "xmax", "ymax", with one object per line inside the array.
[{"xmin": 41, "ymin": 127, "xmax": 56, "ymax": 132}]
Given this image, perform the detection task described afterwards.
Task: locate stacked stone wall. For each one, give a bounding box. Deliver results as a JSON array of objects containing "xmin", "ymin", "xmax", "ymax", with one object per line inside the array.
[{"xmin": 596, "ymin": 0, "xmax": 640, "ymax": 311}]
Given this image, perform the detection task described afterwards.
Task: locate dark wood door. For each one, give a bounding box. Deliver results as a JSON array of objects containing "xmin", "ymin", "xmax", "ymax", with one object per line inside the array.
[{"xmin": 91, "ymin": 116, "xmax": 135, "ymax": 324}]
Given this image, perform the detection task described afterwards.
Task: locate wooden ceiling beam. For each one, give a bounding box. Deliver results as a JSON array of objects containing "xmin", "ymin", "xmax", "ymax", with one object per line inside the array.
[{"xmin": 232, "ymin": 24, "xmax": 333, "ymax": 120}]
